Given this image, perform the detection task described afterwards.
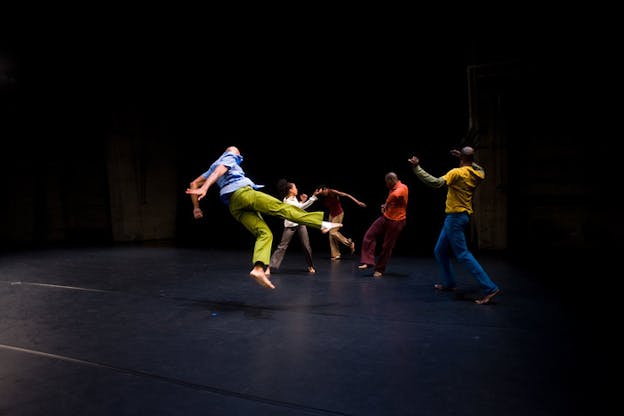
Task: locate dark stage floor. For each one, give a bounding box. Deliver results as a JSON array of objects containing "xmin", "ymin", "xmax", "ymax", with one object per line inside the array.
[{"xmin": 0, "ymin": 245, "xmax": 607, "ymax": 415}]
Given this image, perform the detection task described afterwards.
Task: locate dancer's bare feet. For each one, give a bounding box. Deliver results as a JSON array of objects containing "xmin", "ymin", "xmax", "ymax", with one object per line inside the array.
[
  {"xmin": 265, "ymin": 267, "xmax": 271, "ymax": 277},
  {"xmin": 475, "ymin": 289, "xmax": 500, "ymax": 305},
  {"xmin": 373, "ymin": 271, "xmax": 383, "ymax": 278},
  {"xmin": 434, "ymin": 283, "xmax": 456, "ymax": 292},
  {"xmin": 348, "ymin": 239, "xmax": 356, "ymax": 255},
  {"xmin": 308, "ymin": 267, "xmax": 316, "ymax": 274},
  {"xmin": 249, "ymin": 266, "xmax": 275, "ymax": 289}
]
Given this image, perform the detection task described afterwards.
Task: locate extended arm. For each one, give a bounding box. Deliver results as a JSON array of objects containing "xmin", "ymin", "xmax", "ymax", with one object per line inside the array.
[
  {"xmin": 188, "ymin": 175, "xmax": 207, "ymax": 219},
  {"xmin": 185, "ymin": 164, "xmax": 228, "ymax": 200},
  {"xmin": 407, "ymin": 156, "xmax": 446, "ymax": 188},
  {"xmin": 298, "ymin": 195, "xmax": 317, "ymax": 210},
  {"xmin": 331, "ymin": 189, "xmax": 367, "ymax": 208}
]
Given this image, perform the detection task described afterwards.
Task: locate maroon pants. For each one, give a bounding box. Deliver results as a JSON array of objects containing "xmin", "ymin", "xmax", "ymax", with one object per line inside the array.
[{"xmin": 360, "ymin": 216, "xmax": 406, "ymax": 273}]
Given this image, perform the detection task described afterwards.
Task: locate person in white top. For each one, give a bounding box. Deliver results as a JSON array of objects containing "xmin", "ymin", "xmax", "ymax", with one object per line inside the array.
[{"xmin": 267, "ymin": 179, "xmax": 321, "ymax": 276}]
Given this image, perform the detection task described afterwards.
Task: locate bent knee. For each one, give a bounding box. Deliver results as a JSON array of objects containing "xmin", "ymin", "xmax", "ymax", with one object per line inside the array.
[{"xmin": 255, "ymin": 227, "xmax": 273, "ymax": 239}]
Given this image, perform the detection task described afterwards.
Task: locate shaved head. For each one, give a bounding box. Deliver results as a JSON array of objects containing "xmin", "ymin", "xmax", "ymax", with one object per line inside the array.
[
  {"xmin": 385, "ymin": 172, "xmax": 398, "ymax": 181},
  {"xmin": 226, "ymin": 146, "xmax": 240, "ymax": 155},
  {"xmin": 460, "ymin": 146, "xmax": 474, "ymax": 162},
  {"xmin": 461, "ymin": 146, "xmax": 474, "ymax": 156},
  {"xmin": 385, "ymin": 172, "xmax": 399, "ymax": 188}
]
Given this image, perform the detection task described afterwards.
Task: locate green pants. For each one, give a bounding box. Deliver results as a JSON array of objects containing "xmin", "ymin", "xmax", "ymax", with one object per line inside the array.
[{"xmin": 229, "ymin": 186, "xmax": 324, "ymax": 266}]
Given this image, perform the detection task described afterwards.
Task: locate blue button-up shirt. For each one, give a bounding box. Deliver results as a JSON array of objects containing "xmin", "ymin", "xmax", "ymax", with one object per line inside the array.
[{"xmin": 201, "ymin": 151, "xmax": 263, "ymax": 204}]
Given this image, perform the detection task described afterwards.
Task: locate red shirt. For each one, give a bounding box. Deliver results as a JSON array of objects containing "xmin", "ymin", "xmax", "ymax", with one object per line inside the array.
[
  {"xmin": 383, "ymin": 180, "xmax": 408, "ymax": 221},
  {"xmin": 322, "ymin": 192, "xmax": 344, "ymax": 217}
]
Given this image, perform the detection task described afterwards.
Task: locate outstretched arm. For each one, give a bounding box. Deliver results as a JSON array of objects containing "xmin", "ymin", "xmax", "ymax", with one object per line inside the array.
[
  {"xmin": 407, "ymin": 156, "xmax": 446, "ymax": 188},
  {"xmin": 330, "ymin": 189, "xmax": 367, "ymax": 208},
  {"xmin": 188, "ymin": 175, "xmax": 207, "ymax": 219},
  {"xmin": 298, "ymin": 194, "xmax": 317, "ymax": 210},
  {"xmin": 185, "ymin": 164, "xmax": 228, "ymax": 201}
]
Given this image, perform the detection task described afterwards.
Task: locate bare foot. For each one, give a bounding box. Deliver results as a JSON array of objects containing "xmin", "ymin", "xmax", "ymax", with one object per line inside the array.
[
  {"xmin": 373, "ymin": 271, "xmax": 383, "ymax": 278},
  {"xmin": 308, "ymin": 267, "xmax": 316, "ymax": 274},
  {"xmin": 265, "ymin": 267, "xmax": 271, "ymax": 277},
  {"xmin": 434, "ymin": 283, "xmax": 456, "ymax": 292},
  {"xmin": 348, "ymin": 240, "xmax": 356, "ymax": 255},
  {"xmin": 249, "ymin": 267, "xmax": 275, "ymax": 289},
  {"xmin": 475, "ymin": 289, "xmax": 500, "ymax": 304}
]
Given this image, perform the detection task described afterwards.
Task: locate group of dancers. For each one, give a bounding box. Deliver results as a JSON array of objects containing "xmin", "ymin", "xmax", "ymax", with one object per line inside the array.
[{"xmin": 186, "ymin": 145, "xmax": 500, "ymax": 305}]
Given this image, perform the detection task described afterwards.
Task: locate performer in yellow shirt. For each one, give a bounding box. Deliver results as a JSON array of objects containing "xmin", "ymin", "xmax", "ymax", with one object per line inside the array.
[{"xmin": 408, "ymin": 147, "xmax": 500, "ymax": 304}]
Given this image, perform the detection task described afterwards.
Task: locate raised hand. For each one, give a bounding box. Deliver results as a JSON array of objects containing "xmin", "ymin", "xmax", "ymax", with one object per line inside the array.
[{"xmin": 407, "ymin": 156, "xmax": 420, "ymax": 166}]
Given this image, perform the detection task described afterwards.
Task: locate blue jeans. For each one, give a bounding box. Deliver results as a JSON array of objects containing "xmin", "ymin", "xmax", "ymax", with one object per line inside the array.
[{"xmin": 434, "ymin": 212, "xmax": 498, "ymax": 294}]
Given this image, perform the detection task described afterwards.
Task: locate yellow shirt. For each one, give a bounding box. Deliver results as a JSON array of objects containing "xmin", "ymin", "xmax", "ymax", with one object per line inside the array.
[{"xmin": 441, "ymin": 166, "xmax": 485, "ymax": 214}]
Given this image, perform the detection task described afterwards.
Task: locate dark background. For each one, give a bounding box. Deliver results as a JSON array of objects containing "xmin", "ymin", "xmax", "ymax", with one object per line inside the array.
[
  {"xmin": 0, "ymin": 23, "xmax": 612, "ymax": 263},
  {"xmin": 0, "ymin": 20, "xmax": 619, "ymax": 414}
]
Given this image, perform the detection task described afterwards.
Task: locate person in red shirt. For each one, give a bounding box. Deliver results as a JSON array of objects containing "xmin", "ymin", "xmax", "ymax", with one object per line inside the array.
[
  {"xmin": 358, "ymin": 172, "xmax": 408, "ymax": 277},
  {"xmin": 315, "ymin": 186, "xmax": 367, "ymax": 260}
]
